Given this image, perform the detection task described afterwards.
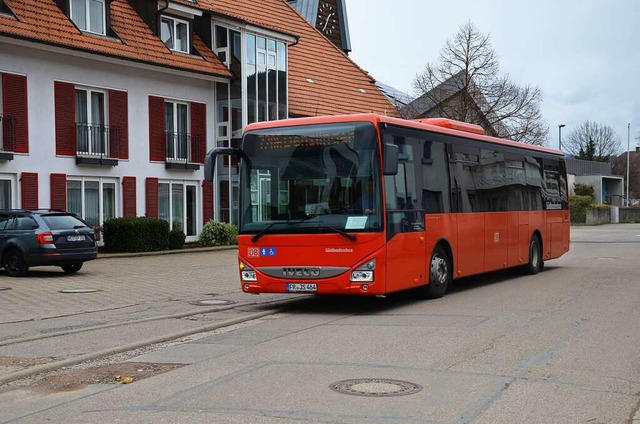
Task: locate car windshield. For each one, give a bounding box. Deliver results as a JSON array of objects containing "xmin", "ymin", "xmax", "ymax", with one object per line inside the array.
[
  {"xmin": 239, "ymin": 121, "xmax": 383, "ymax": 235},
  {"xmin": 41, "ymin": 214, "xmax": 89, "ymax": 230}
]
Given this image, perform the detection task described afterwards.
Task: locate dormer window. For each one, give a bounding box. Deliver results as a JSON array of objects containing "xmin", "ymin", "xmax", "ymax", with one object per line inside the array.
[
  {"xmin": 70, "ymin": 0, "xmax": 105, "ymax": 35},
  {"xmin": 161, "ymin": 16, "xmax": 189, "ymax": 54}
]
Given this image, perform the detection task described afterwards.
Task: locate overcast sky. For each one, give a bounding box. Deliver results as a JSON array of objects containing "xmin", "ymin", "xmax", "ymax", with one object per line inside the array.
[{"xmin": 345, "ymin": 0, "xmax": 639, "ymax": 151}]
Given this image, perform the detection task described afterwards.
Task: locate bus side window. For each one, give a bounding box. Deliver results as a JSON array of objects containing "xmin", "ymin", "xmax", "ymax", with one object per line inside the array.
[
  {"xmin": 422, "ymin": 140, "xmax": 451, "ymax": 214},
  {"xmin": 452, "ymin": 147, "xmax": 480, "ymax": 213}
]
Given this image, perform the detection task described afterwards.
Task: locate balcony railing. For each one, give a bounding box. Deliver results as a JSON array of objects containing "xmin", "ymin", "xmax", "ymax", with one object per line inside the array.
[
  {"xmin": 165, "ymin": 131, "xmax": 200, "ymax": 170},
  {"xmin": 0, "ymin": 114, "xmax": 15, "ymax": 160},
  {"xmin": 75, "ymin": 123, "xmax": 120, "ymax": 166}
]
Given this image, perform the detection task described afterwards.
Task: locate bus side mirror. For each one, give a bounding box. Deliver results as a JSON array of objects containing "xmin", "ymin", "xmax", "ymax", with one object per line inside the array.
[
  {"xmin": 383, "ymin": 143, "xmax": 399, "ymax": 175},
  {"xmin": 204, "ymin": 149, "xmax": 215, "ymax": 182},
  {"xmin": 204, "ymin": 147, "xmax": 251, "ymax": 182}
]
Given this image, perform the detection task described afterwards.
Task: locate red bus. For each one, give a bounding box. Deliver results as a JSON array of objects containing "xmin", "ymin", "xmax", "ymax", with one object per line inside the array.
[{"xmin": 205, "ymin": 114, "xmax": 569, "ymax": 298}]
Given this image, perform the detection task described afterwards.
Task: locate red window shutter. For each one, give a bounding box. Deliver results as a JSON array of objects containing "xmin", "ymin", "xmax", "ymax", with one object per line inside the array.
[
  {"xmin": 122, "ymin": 176, "xmax": 136, "ymax": 217},
  {"xmin": 50, "ymin": 173, "xmax": 67, "ymax": 211},
  {"xmin": 148, "ymin": 96, "xmax": 165, "ymax": 162},
  {"xmin": 190, "ymin": 102, "xmax": 206, "ymax": 164},
  {"xmin": 20, "ymin": 172, "xmax": 38, "ymax": 209},
  {"xmin": 145, "ymin": 177, "xmax": 159, "ymax": 218},
  {"xmin": 202, "ymin": 180, "xmax": 213, "ymax": 225},
  {"xmin": 109, "ymin": 90, "xmax": 128, "ymax": 159},
  {"xmin": 2, "ymin": 73, "xmax": 29, "ymax": 153},
  {"xmin": 54, "ymin": 81, "xmax": 76, "ymax": 156}
]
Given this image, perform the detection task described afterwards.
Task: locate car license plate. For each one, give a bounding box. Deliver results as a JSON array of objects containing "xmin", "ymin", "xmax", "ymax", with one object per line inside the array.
[
  {"xmin": 286, "ymin": 283, "xmax": 317, "ymax": 293},
  {"xmin": 66, "ymin": 235, "xmax": 86, "ymax": 242}
]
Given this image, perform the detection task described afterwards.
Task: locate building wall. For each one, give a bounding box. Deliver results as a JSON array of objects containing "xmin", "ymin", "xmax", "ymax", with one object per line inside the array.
[{"xmin": 0, "ymin": 42, "xmax": 217, "ymax": 236}]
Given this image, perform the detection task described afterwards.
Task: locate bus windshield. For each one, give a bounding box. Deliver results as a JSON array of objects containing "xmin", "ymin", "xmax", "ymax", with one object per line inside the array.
[{"xmin": 239, "ymin": 121, "xmax": 383, "ymax": 235}]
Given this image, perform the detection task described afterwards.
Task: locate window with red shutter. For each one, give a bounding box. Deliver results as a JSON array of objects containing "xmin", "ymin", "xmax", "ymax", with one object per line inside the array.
[
  {"xmin": 2, "ymin": 73, "xmax": 29, "ymax": 154},
  {"xmin": 109, "ymin": 90, "xmax": 128, "ymax": 159},
  {"xmin": 190, "ymin": 102, "xmax": 206, "ymax": 164},
  {"xmin": 148, "ymin": 97, "xmax": 165, "ymax": 162},
  {"xmin": 145, "ymin": 177, "xmax": 159, "ymax": 218},
  {"xmin": 54, "ymin": 82, "xmax": 76, "ymax": 156},
  {"xmin": 122, "ymin": 176, "xmax": 136, "ymax": 217},
  {"xmin": 50, "ymin": 173, "xmax": 67, "ymax": 211},
  {"xmin": 20, "ymin": 172, "xmax": 38, "ymax": 209}
]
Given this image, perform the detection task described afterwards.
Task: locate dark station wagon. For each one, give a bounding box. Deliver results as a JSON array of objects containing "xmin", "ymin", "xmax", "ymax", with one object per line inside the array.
[{"xmin": 0, "ymin": 209, "xmax": 97, "ymax": 277}]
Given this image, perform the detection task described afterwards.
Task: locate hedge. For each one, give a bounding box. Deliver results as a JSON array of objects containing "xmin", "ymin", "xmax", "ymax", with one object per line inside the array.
[
  {"xmin": 199, "ymin": 220, "xmax": 238, "ymax": 246},
  {"xmin": 103, "ymin": 217, "xmax": 170, "ymax": 252},
  {"xmin": 569, "ymin": 195, "xmax": 593, "ymax": 224}
]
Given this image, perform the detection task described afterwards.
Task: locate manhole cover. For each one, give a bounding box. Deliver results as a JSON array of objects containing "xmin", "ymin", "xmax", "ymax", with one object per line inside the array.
[
  {"xmin": 190, "ymin": 299, "xmax": 235, "ymax": 306},
  {"xmin": 0, "ymin": 287, "xmax": 11, "ymax": 291},
  {"xmin": 330, "ymin": 378, "xmax": 422, "ymax": 397},
  {"xmin": 59, "ymin": 289, "xmax": 101, "ymax": 294}
]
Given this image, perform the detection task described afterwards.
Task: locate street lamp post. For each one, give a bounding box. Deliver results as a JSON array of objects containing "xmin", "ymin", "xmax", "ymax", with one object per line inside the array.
[
  {"xmin": 558, "ymin": 124, "xmax": 566, "ymax": 151},
  {"xmin": 627, "ymin": 123, "xmax": 631, "ymax": 207}
]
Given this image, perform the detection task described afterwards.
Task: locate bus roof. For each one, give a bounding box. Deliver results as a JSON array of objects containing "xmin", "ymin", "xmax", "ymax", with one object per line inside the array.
[{"xmin": 243, "ymin": 113, "xmax": 564, "ymax": 157}]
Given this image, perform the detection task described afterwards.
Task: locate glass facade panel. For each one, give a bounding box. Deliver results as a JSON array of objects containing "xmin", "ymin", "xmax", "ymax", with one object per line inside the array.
[
  {"xmin": 0, "ymin": 180, "xmax": 10, "ymax": 209},
  {"xmin": 246, "ymin": 34, "xmax": 257, "ymax": 124},
  {"xmin": 103, "ymin": 182, "xmax": 116, "ymax": 222},
  {"xmin": 186, "ymin": 185, "xmax": 196, "ymax": 236},
  {"xmin": 277, "ymin": 42, "xmax": 287, "ymax": 119},
  {"xmin": 71, "ymin": 0, "xmax": 87, "ymax": 30},
  {"xmin": 172, "ymin": 184, "xmax": 184, "ymax": 230},
  {"xmin": 159, "ymin": 183, "xmax": 170, "ymax": 223},
  {"xmin": 67, "ymin": 180, "xmax": 82, "ymax": 216},
  {"xmin": 84, "ymin": 180, "xmax": 100, "ymax": 226},
  {"xmin": 176, "ymin": 21, "xmax": 188, "ymax": 53},
  {"xmin": 88, "ymin": 0, "xmax": 104, "ymax": 34},
  {"xmin": 160, "ymin": 18, "xmax": 173, "ymax": 49}
]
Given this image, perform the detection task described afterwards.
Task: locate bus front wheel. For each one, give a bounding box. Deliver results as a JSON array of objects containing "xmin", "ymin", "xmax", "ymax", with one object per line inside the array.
[
  {"xmin": 523, "ymin": 235, "xmax": 542, "ymax": 275},
  {"xmin": 422, "ymin": 245, "xmax": 451, "ymax": 299}
]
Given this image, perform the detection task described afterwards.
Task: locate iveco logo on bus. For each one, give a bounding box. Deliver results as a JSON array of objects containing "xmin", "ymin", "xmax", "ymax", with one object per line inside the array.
[{"xmin": 282, "ymin": 267, "xmax": 321, "ymax": 278}]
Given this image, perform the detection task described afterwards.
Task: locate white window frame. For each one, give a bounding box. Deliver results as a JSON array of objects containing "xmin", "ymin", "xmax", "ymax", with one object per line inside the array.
[
  {"xmin": 0, "ymin": 174, "xmax": 16, "ymax": 209},
  {"xmin": 164, "ymin": 100, "xmax": 190, "ymax": 161},
  {"xmin": 70, "ymin": 0, "xmax": 106, "ymax": 35},
  {"xmin": 161, "ymin": 15, "xmax": 190, "ymax": 54},
  {"xmin": 75, "ymin": 86, "xmax": 109, "ymax": 156},
  {"xmin": 66, "ymin": 177, "xmax": 118, "ymax": 227},
  {"xmin": 158, "ymin": 180, "xmax": 200, "ymax": 241}
]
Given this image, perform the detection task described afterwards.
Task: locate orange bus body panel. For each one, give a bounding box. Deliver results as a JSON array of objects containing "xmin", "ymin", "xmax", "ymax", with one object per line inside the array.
[{"xmin": 234, "ymin": 114, "xmax": 569, "ymax": 295}]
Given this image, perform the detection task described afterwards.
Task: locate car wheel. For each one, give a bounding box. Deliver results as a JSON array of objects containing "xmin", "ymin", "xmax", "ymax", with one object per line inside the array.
[
  {"xmin": 421, "ymin": 244, "xmax": 451, "ymax": 299},
  {"xmin": 61, "ymin": 263, "xmax": 83, "ymax": 273},
  {"xmin": 523, "ymin": 235, "xmax": 542, "ymax": 275},
  {"xmin": 3, "ymin": 248, "xmax": 29, "ymax": 277}
]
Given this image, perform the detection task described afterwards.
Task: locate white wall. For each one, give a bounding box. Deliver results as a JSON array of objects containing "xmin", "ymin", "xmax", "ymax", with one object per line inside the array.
[{"xmin": 0, "ymin": 41, "xmax": 219, "ymax": 233}]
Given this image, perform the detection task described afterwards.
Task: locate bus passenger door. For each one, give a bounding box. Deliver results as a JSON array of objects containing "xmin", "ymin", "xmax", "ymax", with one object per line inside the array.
[{"xmin": 383, "ymin": 141, "xmax": 427, "ymax": 292}]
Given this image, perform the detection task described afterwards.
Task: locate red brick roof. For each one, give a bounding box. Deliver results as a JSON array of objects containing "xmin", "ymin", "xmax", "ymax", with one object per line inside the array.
[
  {"xmin": 197, "ymin": 0, "xmax": 399, "ymax": 117},
  {"xmin": 0, "ymin": 0, "xmax": 231, "ymax": 78}
]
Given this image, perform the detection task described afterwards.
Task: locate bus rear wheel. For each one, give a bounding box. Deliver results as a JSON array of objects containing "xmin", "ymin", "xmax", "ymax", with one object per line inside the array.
[
  {"xmin": 422, "ymin": 245, "xmax": 451, "ymax": 299},
  {"xmin": 523, "ymin": 235, "xmax": 542, "ymax": 275}
]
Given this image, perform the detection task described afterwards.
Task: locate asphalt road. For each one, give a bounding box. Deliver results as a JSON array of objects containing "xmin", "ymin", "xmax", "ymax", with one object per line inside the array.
[{"xmin": 1, "ymin": 225, "xmax": 640, "ymax": 423}]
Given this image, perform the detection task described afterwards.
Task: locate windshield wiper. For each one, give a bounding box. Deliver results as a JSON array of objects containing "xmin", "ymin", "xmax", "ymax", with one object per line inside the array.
[
  {"xmin": 314, "ymin": 225, "xmax": 357, "ymax": 241},
  {"xmin": 251, "ymin": 218, "xmax": 357, "ymax": 243}
]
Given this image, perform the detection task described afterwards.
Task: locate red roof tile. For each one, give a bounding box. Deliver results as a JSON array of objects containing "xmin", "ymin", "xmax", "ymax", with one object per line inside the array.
[
  {"xmin": 0, "ymin": 0, "xmax": 231, "ymax": 78},
  {"xmin": 197, "ymin": 0, "xmax": 399, "ymax": 117}
]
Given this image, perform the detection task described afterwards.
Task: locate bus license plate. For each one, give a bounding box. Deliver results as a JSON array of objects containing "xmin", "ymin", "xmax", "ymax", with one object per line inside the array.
[
  {"xmin": 66, "ymin": 235, "xmax": 86, "ymax": 242},
  {"xmin": 286, "ymin": 283, "xmax": 317, "ymax": 293}
]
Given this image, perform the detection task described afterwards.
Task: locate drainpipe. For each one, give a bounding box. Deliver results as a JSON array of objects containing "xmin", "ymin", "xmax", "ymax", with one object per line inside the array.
[{"xmin": 155, "ymin": 0, "xmax": 170, "ymax": 36}]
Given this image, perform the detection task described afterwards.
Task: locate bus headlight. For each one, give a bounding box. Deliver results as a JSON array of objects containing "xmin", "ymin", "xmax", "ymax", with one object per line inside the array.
[
  {"xmin": 350, "ymin": 259, "xmax": 376, "ymax": 282},
  {"xmin": 239, "ymin": 262, "xmax": 257, "ymax": 281}
]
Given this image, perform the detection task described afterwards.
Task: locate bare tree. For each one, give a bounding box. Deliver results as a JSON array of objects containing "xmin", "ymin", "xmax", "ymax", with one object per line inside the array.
[
  {"xmin": 564, "ymin": 121, "xmax": 621, "ymax": 161},
  {"xmin": 408, "ymin": 22, "xmax": 548, "ymax": 145}
]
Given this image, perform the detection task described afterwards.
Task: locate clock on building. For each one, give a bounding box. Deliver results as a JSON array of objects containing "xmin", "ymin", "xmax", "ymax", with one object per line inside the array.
[{"xmin": 316, "ymin": 1, "xmax": 337, "ymax": 35}]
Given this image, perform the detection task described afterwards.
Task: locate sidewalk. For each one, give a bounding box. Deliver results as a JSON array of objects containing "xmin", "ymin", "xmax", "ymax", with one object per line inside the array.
[{"xmin": 0, "ymin": 248, "xmax": 242, "ymax": 324}]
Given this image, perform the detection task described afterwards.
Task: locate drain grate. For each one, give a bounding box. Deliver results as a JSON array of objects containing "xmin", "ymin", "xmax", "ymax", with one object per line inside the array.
[{"xmin": 330, "ymin": 378, "xmax": 422, "ymax": 397}]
